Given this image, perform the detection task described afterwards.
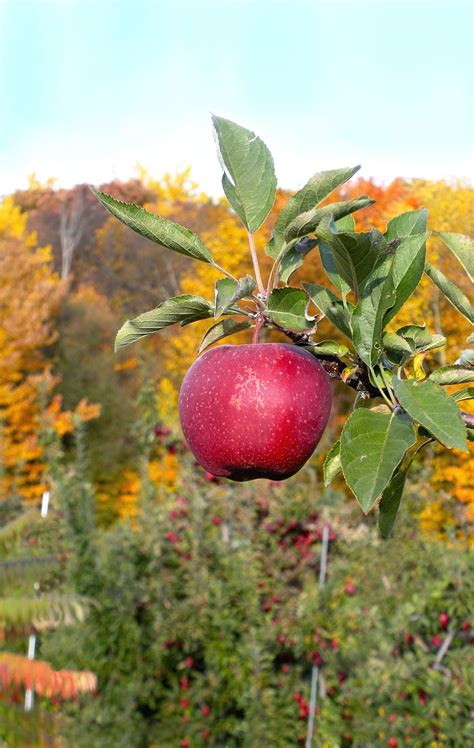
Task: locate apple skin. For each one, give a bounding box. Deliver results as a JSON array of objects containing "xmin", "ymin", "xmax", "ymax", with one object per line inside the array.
[{"xmin": 178, "ymin": 343, "xmax": 332, "ymax": 481}]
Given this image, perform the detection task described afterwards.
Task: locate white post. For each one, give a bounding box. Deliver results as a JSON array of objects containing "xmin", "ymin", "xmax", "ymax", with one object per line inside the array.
[
  {"xmin": 305, "ymin": 524, "xmax": 330, "ymax": 748},
  {"xmin": 24, "ymin": 490, "xmax": 50, "ymax": 712}
]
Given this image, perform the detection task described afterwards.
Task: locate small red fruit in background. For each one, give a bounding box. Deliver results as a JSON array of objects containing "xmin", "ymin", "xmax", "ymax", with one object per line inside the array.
[
  {"xmin": 431, "ymin": 635, "xmax": 442, "ymax": 648},
  {"xmin": 345, "ymin": 582, "xmax": 357, "ymax": 596},
  {"xmin": 405, "ymin": 632, "xmax": 413, "ymax": 645},
  {"xmin": 178, "ymin": 343, "xmax": 332, "ymax": 481},
  {"xmin": 461, "ymin": 620, "xmax": 471, "ymax": 631},
  {"xmin": 439, "ymin": 612, "xmax": 449, "ymax": 629},
  {"xmin": 154, "ymin": 425, "xmax": 171, "ymax": 439},
  {"xmin": 387, "ymin": 738, "xmax": 398, "ymax": 748},
  {"xmin": 201, "ymin": 705, "xmax": 211, "ymax": 717}
]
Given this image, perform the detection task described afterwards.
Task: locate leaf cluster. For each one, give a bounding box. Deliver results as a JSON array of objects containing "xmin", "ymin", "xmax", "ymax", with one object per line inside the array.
[{"xmin": 91, "ymin": 116, "xmax": 474, "ymax": 536}]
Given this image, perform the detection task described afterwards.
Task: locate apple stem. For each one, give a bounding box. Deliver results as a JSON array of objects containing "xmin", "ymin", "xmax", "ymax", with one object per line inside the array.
[
  {"xmin": 252, "ymin": 314, "xmax": 265, "ymax": 344},
  {"xmin": 246, "ymin": 230, "xmax": 266, "ymax": 297}
]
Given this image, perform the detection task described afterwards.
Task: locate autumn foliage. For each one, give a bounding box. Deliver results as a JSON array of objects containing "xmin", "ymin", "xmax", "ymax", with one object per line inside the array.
[
  {"xmin": 0, "ymin": 171, "xmax": 472, "ymax": 530},
  {"xmin": 0, "ymin": 653, "xmax": 96, "ymax": 700}
]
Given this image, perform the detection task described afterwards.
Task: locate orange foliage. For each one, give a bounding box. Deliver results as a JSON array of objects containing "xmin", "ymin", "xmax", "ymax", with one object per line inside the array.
[{"xmin": 0, "ymin": 653, "xmax": 96, "ymax": 700}]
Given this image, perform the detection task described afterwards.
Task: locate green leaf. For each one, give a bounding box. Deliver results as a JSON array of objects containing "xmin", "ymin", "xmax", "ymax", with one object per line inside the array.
[
  {"xmin": 212, "ymin": 115, "xmax": 276, "ymax": 232},
  {"xmin": 383, "ymin": 332, "xmax": 415, "ymax": 360},
  {"xmin": 319, "ymin": 240, "xmax": 351, "ymax": 297},
  {"xmin": 90, "ymin": 189, "xmax": 213, "ymax": 263},
  {"xmin": 267, "ymin": 288, "xmax": 314, "ymax": 331},
  {"xmin": 308, "ymin": 340, "xmax": 349, "ymax": 358},
  {"xmin": 279, "ymin": 238, "xmax": 317, "ymax": 283},
  {"xmin": 424, "ymin": 263, "xmax": 474, "ymax": 323},
  {"xmin": 396, "ymin": 324, "xmax": 446, "ymax": 353},
  {"xmin": 198, "ymin": 318, "xmax": 251, "ymax": 353},
  {"xmin": 115, "ymin": 295, "xmax": 213, "ymax": 352},
  {"xmin": 384, "ymin": 233, "xmax": 427, "ymax": 323},
  {"xmin": 266, "ymin": 165, "xmax": 360, "ymax": 258},
  {"xmin": 214, "ymin": 278, "xmax": 236, "ymax": 318},
  {"xmin": 222, "ymin": 173, "xmax": 245, "ymax": 221},
  {"xmin": 316, "ymin": 224, "xmax": 389, "ymax": 298},
  {"xmin": 393, "ymin": 377, "xmax": 468, "ymax": 451},
  {"xmin": 340, "ymin": 410, "xmax": 416, "ymax": 513},
  {"xmin": 429, "ymin": 366, "xmax": 474, "ymax": 385},
  {"xmin": 378, "ymin": 469, "xmax": 407, "ymax": 538},
  {"xmin": 450, "ymin": 387, "xmax": 474, "ymax": 403},
  {"xmin": 284, "ymin": 196, "xmax": 374, "ymax": 242},
  {"xmin": 214, "ymin": 276, "xmax": 256, "ymax": 318},
  {"xmin": 435, "ymin": 231, "xmax": 474, "ymax": 282},
  {"xmin": 383, "ymin": 332, "xmax": 414, "ymax": 354},
  {"xmin": 385, "ymin": 208, "xmax": 428, "ymax": 241},
  {"xmin": 458, "ymin": 349, "xmax": 474, "ymax": 366},
  {"xmin": 352, "ymin": 256, "xmax": 396, "ymax": 366},
  {"xmin": 303, "ymin": 283, "xmax": 353, "ymax": 339},
  {"xmin": 336, "ymin": 214, "xmax": 356, "ymax": 232},
  {"xmin": 323, "ymin": 441, "xmax": 342, "ymax": 486}
]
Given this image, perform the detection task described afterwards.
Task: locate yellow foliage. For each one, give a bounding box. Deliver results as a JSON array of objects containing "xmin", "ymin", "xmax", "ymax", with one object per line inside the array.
[
  {"xmin": 0, "ymin": 198, "xmax": 99, "ymax": 503},
  {"xmin": 407, "ymin": 181, "xmax": 474, "ymax": 542},
  {"xmin": 113, "ymin": 453, "xmax": 178, "ymax": 520}
]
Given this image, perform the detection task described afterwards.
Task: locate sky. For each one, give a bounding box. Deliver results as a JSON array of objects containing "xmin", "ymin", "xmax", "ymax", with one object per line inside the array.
[{"xmin": 1, "ymin": 0, "xmax": 473, "ymax": 197}]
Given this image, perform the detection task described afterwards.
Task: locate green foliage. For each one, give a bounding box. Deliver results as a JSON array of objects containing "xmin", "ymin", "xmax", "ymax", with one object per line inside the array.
[
  {"xmin": 90, "ymin": 114, "xmax": 474, "ymax": 537},
  {"xmin": 199, "ymin": 318, "xmax": 252, "ymax": 353},
  {"xmin": 115, "ymin": 295, "xmax": 214, "ymax": 351},
  {"xmin": 393, "ymin": 377, "xmax": 468, "ymax": 451},
  {"xmin": 0, "ymin": 595, "xmax": 91, "ymax": 631},
  {"xmin": 90, "ymin": 189, "xmax": 214, "ymax": 264},
  {"xmin": 214, "ymin": 275, "xmax": 256, "ymax": 318},
  {"xmin": 34, "ymin": 458, "xmax": 473, "ymax": 748},
  {"xmin": 385, "ymin": 206, "xmax": 428, "ymax": 240},
  {"xmin": 377, "ymin": 469, "xmax": 407, "ymax": 538},
  {"xmin": 54, "ymin": 291, "xmax": 137, "ymax": 486},
  {"xmin": 425, "ymin": 262, "xmax": 474, "ymax": 323},
  {"xmin": 340, "ymin": 410, "xmax": 416, "ymax": 513},
  {"xmin": 304, "ymin": 283, "xmax": 352, "ymax": 338},
  {"xmin": 267, "ymin": 288, "xmax": 313, "ymax": 331},
  {"xmin": 212, "ymin": 115, "xmax": 277, "ymax": 233},
  {"xmin": 435, "ymin": 230, "xmax": 474, "ymax": 282},
  {"xmin": 285, "ymin": 196, "xmax": 374, "ymax": 243},
  {"xmin": 266, "ymin": 166, "xmax": 361, "ymax": 258},
  {"xmin": 323, "ymin": 440, "xmax": 341, "ymax": 486}
]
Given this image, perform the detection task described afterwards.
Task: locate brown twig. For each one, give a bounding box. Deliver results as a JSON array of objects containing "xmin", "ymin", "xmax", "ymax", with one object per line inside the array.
[{"xmin": 271, "ymin": 322, "xmax": 474, "ymax": 426}]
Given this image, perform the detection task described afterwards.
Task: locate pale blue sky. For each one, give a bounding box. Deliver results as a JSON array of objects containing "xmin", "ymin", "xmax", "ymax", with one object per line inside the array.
[{"xmin": 1, "ymin": 0, "xmax": 473, "ymax": 196}]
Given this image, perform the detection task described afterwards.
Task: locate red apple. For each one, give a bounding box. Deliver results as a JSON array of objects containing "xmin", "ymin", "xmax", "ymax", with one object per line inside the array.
[{"xmin": 178, "ymin": 343, "xmax": 332, "ymax": 481}]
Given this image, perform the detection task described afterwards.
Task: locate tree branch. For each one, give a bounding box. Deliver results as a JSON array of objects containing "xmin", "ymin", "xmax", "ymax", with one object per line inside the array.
[{"xmin": 272, "ymin": 323, "xmax": 474, "ymax": 426}]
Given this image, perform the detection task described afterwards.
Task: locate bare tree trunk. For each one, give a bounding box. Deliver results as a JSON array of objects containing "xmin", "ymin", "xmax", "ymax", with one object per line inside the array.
[{"xmin": 60, "ymin": 191, "xmax": 85, "ymax": 280}]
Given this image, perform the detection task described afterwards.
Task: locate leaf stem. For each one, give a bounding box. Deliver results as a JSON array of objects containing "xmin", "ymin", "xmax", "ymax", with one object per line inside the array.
[
  {"xmin": 246, "ymin": 230, "xmax": 266, "ymax": 297},
  {"xmin": 211, "ymin": 262, "xmax": 239, "ymax": 283},
  {"xmin": 378, "ymin": 364, "xmax": 397, "ymax": 407},
  {"xmin": 266, "ymin": 244, "xmax": 287, "ymax": 296},
  {"xmin": 369, "ymin": 365, "xmax": 394, "ymax": 410},
  {"xmin": 405, "ymin": 438, "xmax": 434, "ymax": 471}
]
